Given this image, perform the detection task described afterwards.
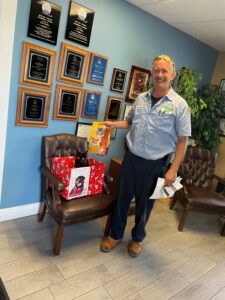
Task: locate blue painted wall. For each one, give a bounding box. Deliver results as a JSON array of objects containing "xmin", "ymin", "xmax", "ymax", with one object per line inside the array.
[{"xmin": 1, "ymin": 0, "xmax": 218, "ymax": 208}]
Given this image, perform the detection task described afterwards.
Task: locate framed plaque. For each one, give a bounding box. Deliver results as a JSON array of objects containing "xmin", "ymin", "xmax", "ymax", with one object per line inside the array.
[
  {"xmin": 123, "ymin": 104, "xmax": 133, "ymax": 120},
  {"xmin": 65, "ymin": 1, "xmax": 95, "ymax": 47},
  {"xmin": 104, "ymin": 96, "xmax": 123, "ymax": 121},
  {"xmin": 16, "ymin": 87, "xmax": 51, "ymax": 127},
  {"xmin": 126, "ymin": 65, "xmax": 151, "ymax": 103},
  {"xmin": 53, "ymin": 84, "xmax": 83, "ymax": 121},
  {"xmin": 110, "ymin": 68, "xmax": 127, "ymax": 93},
  {"xmin": 27, "ymin": 0, "xmax": 61, "ymax": 45},
  {"xmin": 220, "ymin": 117, "xmax": 225, "ymax": 137},
  {"xmin": 19, "ymin": 41, "xmax": 56, "ymax": 89},
  {"xmin": 81, "ymin": 90, "xmax": 101, "ymax": 119},
  {"xmin": 57, "ymin": 42, "xmax": 89, "ymax": 86},
  {"xmin": 75, "ymin": 122, "xmax": 92, "ymax": 141},
  {"xmin": 87, "ymin": 52, "xmax": 109, "ymax": 85}
]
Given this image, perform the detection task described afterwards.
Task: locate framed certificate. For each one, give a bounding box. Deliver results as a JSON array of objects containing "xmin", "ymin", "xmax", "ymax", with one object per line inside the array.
[
  {"xmin": 126, "ymin": 65, "xmax": 151, "ymax": 103},
  {"xmin": 87, "ymin": 52, "xmax": 109, "ymax": 85},
  {"xmin": 53, "ymin": 84, "xmax": 83, "ymax": 121},
  {"xmin": 16, "ymin": 87, "xmax": 51, "ymax": 127},
  {"xmin": 75, "ymin": 122, "xmax": 92, "ymax": 141},
  {"xmin": 110, "ymin": 68, "xmax": 127, "ymax": 93},
  {"xmin": 57, "ymin": 42, "xmax": 89, "ymax": 86},
  {"xmin": 27, "ymin": 0, "xmax": 61, "ymax": 45},
  {"xmin": 81, "ymin": 90, "xmax": 102, "ymax": 119},
  {"xmin": 104, "ymin": 96, "xmax": 123, "ymax": 121},
  {"xmin": 65, "ymin": 1, "xmax": 95, "ymax": 47},
  {"xmin": 19, "ymin": 41, "xmax": 56, "ymax": 89}
]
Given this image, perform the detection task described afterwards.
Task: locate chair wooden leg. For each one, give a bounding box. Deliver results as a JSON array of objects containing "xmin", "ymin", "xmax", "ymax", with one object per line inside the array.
[
  {"xmin": 104, "ymin": 214, "xmax": 112, "ymax": 236},
  {"xmin": 169, "ymin": 196, "xmax": 177, "ymax": 210},
  {"xmin": 54, "ymin": 224, "xmax": 64, "ymax": 256},
  {"xmin": 178, "ymin": 208, "xmax": 189, "ymax": 231},
  {"xmin": 38, "ymin": 202, "xmax": 47, "ymax": 222}
]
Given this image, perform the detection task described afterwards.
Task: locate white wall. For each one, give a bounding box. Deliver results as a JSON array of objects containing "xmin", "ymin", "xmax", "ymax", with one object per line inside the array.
[{"xmin": 0, "ymin": 0, "xmax": 18, "ymax": 204}]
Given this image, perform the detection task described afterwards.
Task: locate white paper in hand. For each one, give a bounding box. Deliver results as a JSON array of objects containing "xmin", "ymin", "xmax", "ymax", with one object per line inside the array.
[
  {"xmin": 149, "ymin": 177, "xmax": 165, "ymax": 199},
  {"xmin": 149, "ymin": 177, "xmax": 183, "ymax": 199}
]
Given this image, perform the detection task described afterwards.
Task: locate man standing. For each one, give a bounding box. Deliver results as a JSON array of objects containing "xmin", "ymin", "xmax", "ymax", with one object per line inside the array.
[{"xmin": 100, "ymin": 55, "xmax": 191, "ymax": 257}]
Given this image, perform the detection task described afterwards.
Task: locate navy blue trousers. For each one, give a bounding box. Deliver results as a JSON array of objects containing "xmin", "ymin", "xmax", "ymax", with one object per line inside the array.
[{"xmin": 110, "ymin": 150, "xmax": 166, "ymax": 242}]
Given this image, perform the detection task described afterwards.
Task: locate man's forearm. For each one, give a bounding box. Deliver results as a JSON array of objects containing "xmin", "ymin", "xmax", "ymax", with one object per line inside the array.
[
  {"xmin": 103, "ymin": 120, "xmax": 130, "ymax": 129},
  {"xmin": 170, "ymin": 136, "xmax": 188, "ymax": 172},
  {"xmin": 114, "ymin": 120, "xmax": 130, "ymax": 128}
]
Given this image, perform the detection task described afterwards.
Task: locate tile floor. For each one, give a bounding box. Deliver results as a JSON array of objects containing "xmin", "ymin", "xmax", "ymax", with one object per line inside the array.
[{"xmin": 0, "ymin": 200, "xmax": 225, "ymax": 300}]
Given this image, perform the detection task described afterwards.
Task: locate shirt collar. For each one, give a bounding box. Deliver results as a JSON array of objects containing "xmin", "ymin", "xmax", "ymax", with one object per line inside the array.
[
  {"xmin": 165, "ymin": 88, "xmax": 176, "ymax": 101},
  {"xmin": 147, "ymin": 87, "xmax": 175, "ymax": 102}
]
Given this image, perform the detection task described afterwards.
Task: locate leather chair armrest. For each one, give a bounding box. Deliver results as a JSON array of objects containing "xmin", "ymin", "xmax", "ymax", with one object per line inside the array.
[
  {"xmin": 103, "ymin": 173, "xmax": 113, "ymax": 195},
  {"xmin": 51, "ymin": 188, "xmax": 63, "ymax": 208},
  {"xmin": 41, "ymin": 166, "xmax": 65, "ymax": 192},
  {"xmin": 213, "ymin": 174, "xmax": 225, "ymax": 185},
  {"xmin": 183, "ymin": 185, "xmax": 189, "ymax": 195},
  {"xmin": 213, "ymin": 174, "xmax": 225, "ymax": 196}
]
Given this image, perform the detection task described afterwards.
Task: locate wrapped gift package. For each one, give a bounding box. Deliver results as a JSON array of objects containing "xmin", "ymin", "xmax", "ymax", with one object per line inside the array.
[
  {"xmin": 51, "ymin": 156, "xmax": 105, "ymax": 200},
  {"xmin": 88, "ymin": 157, "xmax": 105, "ymax": 195},
  {"xmin": 50, "ymin": 156, "xmax": 76, "ymax": 198}
]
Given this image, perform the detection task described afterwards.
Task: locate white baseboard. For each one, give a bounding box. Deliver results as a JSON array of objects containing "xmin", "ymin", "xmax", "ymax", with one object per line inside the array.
[{"xmin": 0, "ymin": 202, "xmax": 41, "ymax": 222}]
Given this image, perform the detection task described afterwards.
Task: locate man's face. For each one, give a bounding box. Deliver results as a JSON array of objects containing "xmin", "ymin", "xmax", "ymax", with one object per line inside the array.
[{"xmin": 151, "ymin": 59, "xmax": 175, "ymax": 92}]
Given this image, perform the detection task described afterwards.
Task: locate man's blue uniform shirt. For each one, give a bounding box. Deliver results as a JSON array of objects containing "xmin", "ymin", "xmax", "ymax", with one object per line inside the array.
[{"xmin": 125, "ymin": 88, "xmax": 191, "ymax": 160}]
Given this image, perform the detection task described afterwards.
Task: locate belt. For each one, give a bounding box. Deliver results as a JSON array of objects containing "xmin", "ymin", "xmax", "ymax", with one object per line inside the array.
[
  {"xmin": 161, "ymin": 153, "xmax": 170, "ymax": 161},
  {"xmin": 126, "ymin": 148, "xmax": 171, "ymax": 162}
]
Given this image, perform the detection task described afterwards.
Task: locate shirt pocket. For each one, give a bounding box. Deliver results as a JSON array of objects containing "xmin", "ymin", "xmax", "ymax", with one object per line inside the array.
[
  {"xmin": 155, "ymin": 113, "xmax": 175, "ymax": 130},
  {"xmin": 132, "ymin": 106, "xmax": 147, "ymax": 124}
]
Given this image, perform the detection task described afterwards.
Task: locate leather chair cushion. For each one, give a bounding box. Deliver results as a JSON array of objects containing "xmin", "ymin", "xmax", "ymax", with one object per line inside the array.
[
  {"xmin": 46, "ymin": 190, "xmax": 115, "ymax": 223},
  {"xmin": 179, "ymin": 147, "xmax": 217, "ymax": 189},
  {"xmin": 184, "ymin": 185, "xmax": 225, "ymax": 210}
]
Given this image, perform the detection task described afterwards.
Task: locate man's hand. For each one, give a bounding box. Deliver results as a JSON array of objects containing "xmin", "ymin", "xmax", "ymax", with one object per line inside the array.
[
  {"xmin": 164, "ymin": 136, "xmax": 188, "ymax": 186},
  {"xmin": 101, "ymin": 121, "xmax": 115, "ymax": 128},
  {"xmin": 164, "ymin": 168, "xmax": 177, "ymax": 186}
]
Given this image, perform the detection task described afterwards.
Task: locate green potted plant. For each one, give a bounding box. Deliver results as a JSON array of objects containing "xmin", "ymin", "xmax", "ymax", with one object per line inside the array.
[
  {"xmin": 173, "ymin": 67, "xmax": 206, "ymax": 147},
  {"xmin": 174, "ymin": 67, "xmax": 225, "ymax": 149},
  {"xmin": 149, "ymin": 66, "xmax": 225, "ymax": 150},
  {"xmin": 193, "ymin": 84, "xmax": 225, "ymax": 149},
  {"xmin": 173, "ymin": 67, "xmax": 206, "ymax": 117}
]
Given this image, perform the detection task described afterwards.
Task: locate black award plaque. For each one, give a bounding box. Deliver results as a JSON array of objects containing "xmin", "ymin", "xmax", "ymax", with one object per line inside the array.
[
  {"xmin": 53, "ymin": 84, "xmax": 82, "ymax": 121},
  {"xmin": 16, "ymin": 87, "xmax": 51, "ymax": 127},
  {"xmin": 64, "ymin": 52, "xmax": 83, "ymax": 79},
  {"xmin": 24, "ymin": 95, "xmax": 44, "ymax": 121},
  {"xmin": 110, "ymin": 68, "xmax": 127, "ymax": 93},
  {"xmin": 28, "ymin": 51, "xmax": 50, "ymax": 82},
  {"xmin": 60, "ymin": 92, "xmax": 77, "ymax": 115},
  {"xmin": 27, "ymin": 0, "xmax": 61, "ymax": 45},
  {"xmin": 112, "ymin": 72, "xmax": 125, "ymax": 90},
  {"xmin": 65, "ymin": 1, "xmax": 94, "ymax": 47}
]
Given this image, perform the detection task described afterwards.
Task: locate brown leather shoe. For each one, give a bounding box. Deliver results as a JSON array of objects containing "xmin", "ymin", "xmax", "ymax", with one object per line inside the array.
[
  {"xmin": 128, "ymin": 241, "xmax": 141, "ymax": 258},
  {"xmin": 100, "ymin": 237, "xmax": 121, "ymax": 252}
]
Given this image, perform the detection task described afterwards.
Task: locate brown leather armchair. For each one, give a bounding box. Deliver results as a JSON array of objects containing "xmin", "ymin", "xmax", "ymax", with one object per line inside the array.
[
  {"xmin": 170, "ymin": 146, "xmax": 225, "ymax": 235},
  {"xmin": 38, "ymin": 133, "xmax": 115, "ymax": 255}
]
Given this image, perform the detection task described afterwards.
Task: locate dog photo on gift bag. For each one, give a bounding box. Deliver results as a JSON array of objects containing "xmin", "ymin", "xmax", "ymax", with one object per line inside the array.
[{"xmin": 68, "ymin": 167, "xmax": 90, "ymax": 199}]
